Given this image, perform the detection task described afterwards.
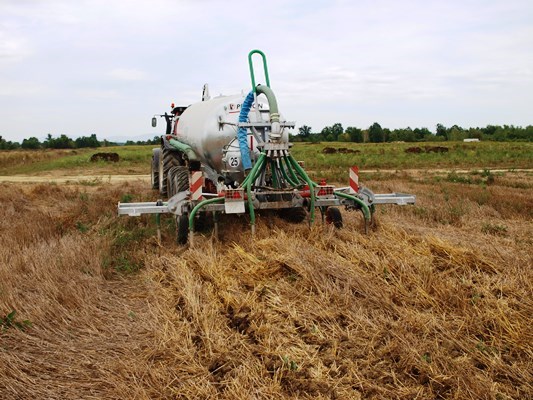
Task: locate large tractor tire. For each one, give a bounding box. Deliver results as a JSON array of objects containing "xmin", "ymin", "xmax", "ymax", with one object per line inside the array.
[
  {"xmin": 158, "ymin": 147, "xmax": 182, "ymax": 197},
  {"xmin": 167, "ymin": 166, "xmax": 189, "ymax": 198},
  {"xmin": 151, "ymin": 148, "xmax": 160, "ymax": 190},
  {"xmin": 168, "ymin": 166, "xmax": 191, "ymax": 245}
]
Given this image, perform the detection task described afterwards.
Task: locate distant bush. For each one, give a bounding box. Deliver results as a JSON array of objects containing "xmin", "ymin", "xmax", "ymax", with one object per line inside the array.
[
  {"xmin": 0, "ymin": 136, "xmax": 20, "ymax": 150},
  {"xmin": 21, "ymin": 137, "xmax": 41, "ymax": 149}
]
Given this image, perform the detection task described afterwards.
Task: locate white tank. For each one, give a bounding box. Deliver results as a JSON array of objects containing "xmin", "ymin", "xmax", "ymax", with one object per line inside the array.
[{"xmin": 174, "ymin": 93, "xmax": 270, "ymax": 177}]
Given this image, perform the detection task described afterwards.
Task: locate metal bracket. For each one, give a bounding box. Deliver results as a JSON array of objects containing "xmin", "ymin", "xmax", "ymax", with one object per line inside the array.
[
  {"xmin": 167, "ymin": 191, "xmax": 190, "ymax": 215},
  {"xmin": 117, "ymin": 202, "xmax": 169, "ymax": 216},
  {"xmin": 235, "ymin": 121, "xmax": 296, "ymax": 129},
  {"xmin": 372, "ymin": 193, "xmax": 416, "ymax": 205}
]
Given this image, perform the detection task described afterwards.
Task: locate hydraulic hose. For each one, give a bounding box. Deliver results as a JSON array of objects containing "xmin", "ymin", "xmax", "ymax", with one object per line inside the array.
[
  {"xmin": 168, "ymin": 138, "xmax": 199, "ymax": 161},
  {"xmin": 334, "ymin": 191, "xmax": 371, "ymax": 222},
  {"xmin": 244, "ymin": 154, "xmax": 267, "ymax": 227},
  {"xmin": 279, "ymin": 158, "xmax": 299, "ymax": 187},
  {"xmin": 189, "ymin": 197, "xmax": 224, "ymax": 232},
  {"xmin": 255, "ymin": 84, "xmax": 281, "ymax": 139},
  {"xmin": 238, "ymin": 91, "xmax": 255, "ymax": 171},
  {"xmin": 287, "ymin": 154, "xmax": 316, "ymax": 224},
  {"xmin": 283, "ymin": 155, "xmax": 302, "ymax": 185},
  {"xmin": 241, "ymin": 153, "xmax": 266, "ymax": 188},
  {"xmin": 255, "ymin": 85, "xmax": 279, "ymax": 124}
]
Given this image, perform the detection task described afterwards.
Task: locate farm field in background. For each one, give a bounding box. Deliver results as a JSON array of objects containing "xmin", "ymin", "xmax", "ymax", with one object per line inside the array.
[
  {"xmin": 0, "ymin": 144, "xmax": 532, "ymax": 399},
  {"xmin": 1, "ymin": 141, "xmax": 532, "ymax": 178}
]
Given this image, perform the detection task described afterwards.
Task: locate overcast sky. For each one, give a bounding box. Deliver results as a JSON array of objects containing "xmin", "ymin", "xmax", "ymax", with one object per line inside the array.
[{"xmin": 1, "ymin": 0, "xmax": 532, "ymax": 142}]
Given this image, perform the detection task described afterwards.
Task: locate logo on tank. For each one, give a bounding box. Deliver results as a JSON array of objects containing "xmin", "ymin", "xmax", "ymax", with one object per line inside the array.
[{"xmin": 227, "ymin": 103, "xmax": 268, "ymax": 113}]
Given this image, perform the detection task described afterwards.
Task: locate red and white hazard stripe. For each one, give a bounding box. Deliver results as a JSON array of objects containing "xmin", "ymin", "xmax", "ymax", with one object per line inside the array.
[
  {"xmin": 190, "ymin": 171, "xmax": 203, "ymax": 201},
  {"xmin": 349, "ymin": 166, "xmax": 359, "ymax": 194}
]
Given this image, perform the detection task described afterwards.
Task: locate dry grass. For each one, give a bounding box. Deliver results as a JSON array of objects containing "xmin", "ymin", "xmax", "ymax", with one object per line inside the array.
[
  {"xmin": 0, "ymin": 149, "xmax": 80, "ymax": 170},
  {"xmin": 0, "ymin": 172, "xmax": 532, "ymax": 399}
]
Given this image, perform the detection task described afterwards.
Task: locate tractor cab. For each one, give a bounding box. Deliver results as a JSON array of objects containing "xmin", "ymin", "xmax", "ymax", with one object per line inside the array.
[{"xmin": 151, "ymin": 104, "xmax": 188, "ymax": 135}]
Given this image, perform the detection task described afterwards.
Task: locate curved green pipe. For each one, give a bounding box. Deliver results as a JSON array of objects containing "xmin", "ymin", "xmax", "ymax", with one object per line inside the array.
[
  {"xmin": 255, "ymin": 85, "xmax": 279, "ymax": 124},
  {"xmin": 290, "ymin": 162, "xmax": 317, "ymax": 187},
  {"xmin": 334, "ymin": 191, "xmax": 371, "ymax": 222},
  {"xmin": 283, "ymin": 156, "xmax": 303, "ymax": 185},
  {"xmin": 241, "ymin": 153, "xmax": 266, "ymax": 188},
  {"xmin": 288, "ymin": 155, "xmax": 317, "ymax": 186},
  {"xmin": 287, "ymin": 154, "xmax": 316, "ymax": 224},
  {"xmin": 279, "ymin": 158, "xmax": 299, "ymax": 187},
  {"xmin": 188, "ymin": 197, "xmax": 224, "ymax": 232},
  {"xmin": 168, "ymin": 138, "xmax": 199, "ymax": 162},
  {"xmin": 248, "ymin": 49, "xmax": 271, "ymax": 90}
]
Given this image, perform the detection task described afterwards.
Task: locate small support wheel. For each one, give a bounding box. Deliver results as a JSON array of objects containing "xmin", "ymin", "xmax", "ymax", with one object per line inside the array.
[
  {"xmin": 325, "ymin": 207, "xmax": 343, "ymax": 229},
  {"xmin": 176, "ymin": 214, "xmax": 189, "ymax": 245}
]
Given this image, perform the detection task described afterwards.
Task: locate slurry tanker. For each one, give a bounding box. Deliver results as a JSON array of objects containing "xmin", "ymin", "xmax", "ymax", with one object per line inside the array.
[{"xmin": 118, "ymin": 50, "xmax": 415, "ymax": 245}]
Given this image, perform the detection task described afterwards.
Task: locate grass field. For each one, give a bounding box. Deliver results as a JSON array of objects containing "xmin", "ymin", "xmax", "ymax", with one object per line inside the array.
[
  {"xmin": 1, "ymin": 141, "xmax": 531, "ymax": 178},
  {"xmin": 0, "ymin": 146, "xmax": 152, "ymax": 175},
  {"xmin": 0, "ymin": 143, "xmax": 532, "ymax": 399}
]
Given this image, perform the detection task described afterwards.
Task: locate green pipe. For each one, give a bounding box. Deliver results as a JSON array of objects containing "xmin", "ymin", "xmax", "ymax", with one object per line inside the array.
[
  {"xmin": 234, "ymin": 152, "xmax": 266, "ymax": 229},
  {"xmin": 189, "ymin": 197, "xmax": 224, "ymax": 232},
  {"xmin": 248, "ymin": 49, "xmax": 271, "ymax": 90},
  {"xmin": 270, "ymin": 159, "xmax": 279, "ymax": 188},
  {"xmin": 283, "ymin": 156, "xmax": 302, "ymax": 185},
  {"xmin": 288, "ymin": 158, "xmax": 318, "ymax": 188},
  {"xmin": 279, "ymin": 158, "xmax": 299, "ymax": 187},
  {"xmin": 288, "ymin": 154, "xmax": 317, "ymax": 185},
  {"xmin": 245, "ymin": 156, "xmax": 267, "ymax": 227},
  {"xmin": 334, "ymin": 191, "xmax": 371, "ymax": 222},
  {"xmin": 284, "ymin": 156, "xmax": 312, "ymax": 186},
  {"xmin": 255, "ymin": 85, "xmax": 279, "ymax": 124},
  {"xmin": 241, "ymin": 153, "xmax": 266, "ymax": 188},
  {"xmin": 287, "ymin": 154, "xmax": 316, "ymax": 224},
  {"xmin": 168, "ymin": 138, "xmax": 199, "ymax": 162}
]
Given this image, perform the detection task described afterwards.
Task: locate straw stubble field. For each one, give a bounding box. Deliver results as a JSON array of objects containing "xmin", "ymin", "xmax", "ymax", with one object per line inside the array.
[{"xmin": 0, "ymin": 167, "xmax": 532, "ymax": 399}]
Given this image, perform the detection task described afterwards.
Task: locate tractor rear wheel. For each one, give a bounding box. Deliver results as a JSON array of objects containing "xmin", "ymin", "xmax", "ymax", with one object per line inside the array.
[
  {"xmin": 151, "ymin": 148, "xmax": 160, "ymax": 190},
  {"xmin": 326, "ymin": 207, "xmax": 343, "ymax": 229},
  {"xmin": 159, "ymin": 147, "xmax": 182, "ymax": 197},
  {"xmin": 167, "ymin": 166, "xmax": 189, "ymax": 197}
]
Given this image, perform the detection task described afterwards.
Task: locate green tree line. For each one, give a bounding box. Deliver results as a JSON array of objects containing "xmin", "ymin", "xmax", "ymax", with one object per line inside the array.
[
  {"xmin": 292, "ymin": 123, "xmax": 533, "ymax": 143},
  {"xmin": 0, "ymin": 134, "xmax": 160, "ymax": 150},
  {"xmin": 1, "ymin": 124, "xmax": 532, "ymax": 151}
]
